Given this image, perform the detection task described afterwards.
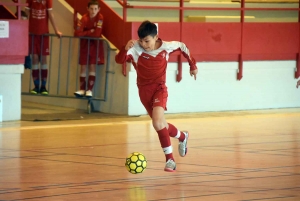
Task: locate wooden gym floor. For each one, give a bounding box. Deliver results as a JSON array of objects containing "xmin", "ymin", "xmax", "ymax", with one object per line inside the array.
[{"xmin": 0, "ymin": 103, "xmax": 299, "ymax": 201}]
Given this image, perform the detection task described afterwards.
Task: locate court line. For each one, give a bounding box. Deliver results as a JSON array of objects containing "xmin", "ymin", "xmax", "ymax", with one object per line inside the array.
[{"xmin": 0, "ymin": 121, "xmax": 151, "ymax": 131}]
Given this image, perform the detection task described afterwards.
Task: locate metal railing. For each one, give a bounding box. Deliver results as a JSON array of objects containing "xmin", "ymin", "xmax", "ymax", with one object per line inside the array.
[{"xmin": 21, "ymin": 34, "xmax": 115, "ymax": 113}]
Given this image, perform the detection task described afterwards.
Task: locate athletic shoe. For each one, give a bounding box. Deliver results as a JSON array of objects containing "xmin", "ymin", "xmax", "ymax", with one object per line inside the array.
[
  {"xmin": 178, "ymin": 131, "xmax": 189, "ymax": 157},
  {"xmin": 74, "ymin": 90, "xmax": 85, "ymax": 97},
  {"xmin": 85, "ymin": 90, "xmax": 92, "ymax": 98},
  {"xmin": 30, "ymin": 87, "xmax": 39, "ymax": 94},
  {"xmin": 40, "ymin": 87, "xmax": 48, "ymax": 95},
  {"xmin": 164, "ymin": 159, "xmax": 176, "ymax": 172}
]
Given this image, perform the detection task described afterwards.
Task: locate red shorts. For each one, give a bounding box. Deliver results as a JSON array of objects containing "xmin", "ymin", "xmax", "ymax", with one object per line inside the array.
[
  {"xmin": 138, "ymin": 83, "xmax": 168, "ymax": 118},
  {"xmin": 29, "ymin": 35, "xmax": 50, "ymax": 56},
  {"xmin": 79, "ymin": 41, "xmax": 104, "ymax": 65}
]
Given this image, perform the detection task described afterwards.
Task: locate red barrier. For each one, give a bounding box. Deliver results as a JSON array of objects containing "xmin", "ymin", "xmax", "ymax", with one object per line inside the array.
[
  {"xmin": 0, "ymin": 1, "xmax": 28, "ymax": 64},
  {"xmin": 64, "ymin": 0, "xmax": 300, "ymax": 80}
]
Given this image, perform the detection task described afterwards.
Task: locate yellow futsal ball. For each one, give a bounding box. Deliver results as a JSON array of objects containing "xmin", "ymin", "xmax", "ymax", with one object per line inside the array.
[{"xmin": 125, "ymin": 152, "xmax": 147, "ymax": 174}]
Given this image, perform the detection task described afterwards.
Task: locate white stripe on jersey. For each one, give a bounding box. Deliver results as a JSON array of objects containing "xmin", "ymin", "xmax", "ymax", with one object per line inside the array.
[{"xmin": 127, "ymin": 40, "xmax": 192, "ymax": 64}]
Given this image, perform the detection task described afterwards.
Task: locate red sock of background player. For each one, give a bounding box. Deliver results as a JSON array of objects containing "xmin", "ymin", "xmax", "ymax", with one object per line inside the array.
[
  {"xmin": 31, "ymin": 67, "xmax": 39, "ymax": 88},
  {"xmin": 87, "ymin": 75, "xmax": 95, "ymax": 91},
  {"xmin": 168, "ymin": 123, "xmax": 186, "ymax": 142},
  {"xmin": 79, "ymin": 76, "xmax": 86, "ymax": 90},
  {"xmin": 157, "ymin": 127, "xmax": 174, "ymax": 162}
]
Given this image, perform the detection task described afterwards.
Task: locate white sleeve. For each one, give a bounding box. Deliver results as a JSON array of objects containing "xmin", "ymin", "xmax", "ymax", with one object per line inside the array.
[
  {"xmin": 165, "ymin": 41, "xmax": 191, "ymax": 56},
  {"xmin": 127, "ymin": 43, "xmax": 142, "ymax": 63}
]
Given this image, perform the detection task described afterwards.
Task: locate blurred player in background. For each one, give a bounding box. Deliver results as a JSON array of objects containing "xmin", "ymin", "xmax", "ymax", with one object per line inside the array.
[
  {"xmin": 25, "ymin": 0, "xmax": 62, "ymax": 95},
  {"xmin": 74, "ymin": 0, "xmax": 104, "ymax": 98}
]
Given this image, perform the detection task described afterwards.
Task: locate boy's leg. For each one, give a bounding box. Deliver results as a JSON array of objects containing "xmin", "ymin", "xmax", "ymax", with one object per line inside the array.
[
  {"xmin": 152, "ymin": 107, "xmax": 176, "ymax": 172},
  {"xmin": 39, "ymin": 35, "xmax": 50, "ymax": 95},
  {"xmin": 86, "ymin": 64, "xmax": 96, "ymax": 97},
  {"xmin": 40, "ymin": 56, "xmax": 48, "ymax": 95},
  {"xmin": 138, "ymin": 84, "xmax": 176, "ymax": 171},
  {"xmin": 168, "ymin": 123, "xmax": 186, "ymax": 141},
  {"xmin": 74, "ymin": 65, "xmax": 87, "ymax": 97},
  {"xmin": 168, "ymin": 123, "xmax": 189, "ymax": 157},
  {"xmin": 30, "ymin": 54, "xmax": 40, "ymax": 94}
]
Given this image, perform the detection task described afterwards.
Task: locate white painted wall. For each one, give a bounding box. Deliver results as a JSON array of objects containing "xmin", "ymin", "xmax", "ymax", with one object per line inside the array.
[
  {"xmin": 0, "ymin": 95, "xmax": 2, "ymax": 122},
  {"xmin": 126, "ymin": 60, "xmax": 300, "ymax": 115},
  {"xmin": 0, "ymin": 65, "xmax": 24, "ymax": 121}
]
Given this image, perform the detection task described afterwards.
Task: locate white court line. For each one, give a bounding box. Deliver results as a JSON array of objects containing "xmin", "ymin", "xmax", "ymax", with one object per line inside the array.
[
  {"xmin": 1, "ymin": 112, "xmax": 298, "ymax": 132},
  {"xmin": 0, "ymin": 120, "xmax": 152, "ymax": 131}
]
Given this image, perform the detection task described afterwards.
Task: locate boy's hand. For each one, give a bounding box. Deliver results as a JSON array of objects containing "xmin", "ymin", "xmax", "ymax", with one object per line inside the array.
[
  {"xmin": 125, "ymin": 40, "xmax": 136, "ymax": 50},
  {"xmin": 190, "ymin": 69, "xmax": 198, "ymax": 80},
  {"xmin": 297, "ymin": 80, "xmax": 300, "ymax": 88},
  {"xmin": 90, "ymin": 29, "xmax": 95, "ymax": 33},
  {"xmin": 56, "ymin": 31, "xmax": 62, "ymax": 38}
]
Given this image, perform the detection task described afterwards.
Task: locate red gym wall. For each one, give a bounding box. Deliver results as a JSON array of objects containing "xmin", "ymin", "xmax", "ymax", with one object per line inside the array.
[
  {"xmin": 66, "ymin": 0, "xmax": 299, "ymax": 61},
  {"xmin": 1, "ymin": 0, "xmax": 299, "ymax": 74},
  {"xmin": 0, "ymin": 2, "xmax": 28, "ymax": 64}
]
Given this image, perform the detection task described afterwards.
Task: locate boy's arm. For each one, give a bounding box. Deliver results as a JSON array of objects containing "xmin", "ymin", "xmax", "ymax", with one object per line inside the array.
[
  {"xmin": 168, "ymin": 41, "xmax": 198, "ymax": 80},
  {"xmin": 167, "ymin": 41, "xmax": 197, "ymax": 70},
  {"xmin": 88, "ymin": 14, "xmax": 103, "ymax": 37},
  {"xmin": 297, "ymin": 80, "xmax": 300, "ymax": 88},
  {"xmin": 74, "ymin": 17, "xmax": 93, "ymax": 37},
  {"xmin": 48, "ymin": 10, "xmax": 62, "ymax": 37},
  {"xmin": 115, "ymin": 40, "xmax": 135, "ymax": 64},
  {"xmin": 75, "ymin": 16, "xmax": 103, "ymax": 38},
  {"xmin": 115, "ymin": 46, "xmax": 129, "ymax": 64}
]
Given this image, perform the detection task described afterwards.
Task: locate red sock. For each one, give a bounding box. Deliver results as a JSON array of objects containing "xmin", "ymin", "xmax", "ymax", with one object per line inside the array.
[
  {"xmin": 41, "ymin": 69, "xmax": 48, "ymax": 80},
  {"xmin": 32, "ymin": 69, "xmax": 40, "ymax": 88},
  {"xmin": 168, "ymin": 123, "xmax": 186, "ymax": 142},
  {"xmin": 88, "ymin": 75, "xmax": 95, "ymax": 90},
  {"xmin": 79, "ymin": 76, "xmax": 86, "ymax": 90},
  {"xmin": 157, "ymin": 127, "xmax": 174, "ymax": 162}
]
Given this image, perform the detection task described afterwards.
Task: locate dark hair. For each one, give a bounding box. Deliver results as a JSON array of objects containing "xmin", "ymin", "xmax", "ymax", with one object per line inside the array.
[
  {"xmin": 138, "ymin": 20, "xmax": 157, "ymax": 39},
  {"xmin": 88, "ymin": 0, "xmax": 99, "ymax": 8}
]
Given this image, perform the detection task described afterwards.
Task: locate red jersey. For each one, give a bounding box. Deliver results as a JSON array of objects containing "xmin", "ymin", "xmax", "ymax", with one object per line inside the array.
[
  {"xmin": 115, "ymin": 39, "xmax": 197, "ymax": 86},
  {"xmin": 25, "ymin": 0, "xmax": 52, "ymax": 35},
  {"xmin": 74, "ymin": 12, "xmax": 103, "ymax": 50}
]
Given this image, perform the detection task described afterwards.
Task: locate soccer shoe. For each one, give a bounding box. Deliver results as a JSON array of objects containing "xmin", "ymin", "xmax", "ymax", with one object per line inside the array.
[
  {"xmin": 164, "ymin": 159, "xmax": 176, "ymax": 172},
  {"xmin": 85, "ymin": 90, "xmax": 93, "ymax": 98},
  {"xmin": 30, "ymin": 87, "xmax": 39, "ymax": 94},
  {"xmin": 178, "ymin": 131, "xmax": 189, "ymax": 157},
  {"xmin": 40, "ymin": 87, "xmax": 48, "ymax": 95},
  {"xmin": 74, "ymin": 90, "xmax": 85, "ymax": 97}
]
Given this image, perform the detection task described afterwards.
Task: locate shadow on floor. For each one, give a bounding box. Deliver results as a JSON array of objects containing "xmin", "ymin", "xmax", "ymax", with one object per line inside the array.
[
  {"xmin": 22, "ymin": 101, "xmax": 300, "ymax": 122},
  {"xmin": 21, "ymin": 101, "xmax": 137, "ymax": 121}
]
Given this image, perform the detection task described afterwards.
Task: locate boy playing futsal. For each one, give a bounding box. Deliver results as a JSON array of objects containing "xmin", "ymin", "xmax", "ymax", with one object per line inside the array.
[
  {"xmin": 74, "ymin": 0, "xmax": 104, "ymax": 98},
  {"xmin": 115, "ymin": 20, "xmax": 198, "ymax": 172},
  {"xmin": 25, "ymin": 0, "xmax": 62, "ymax": 95}
]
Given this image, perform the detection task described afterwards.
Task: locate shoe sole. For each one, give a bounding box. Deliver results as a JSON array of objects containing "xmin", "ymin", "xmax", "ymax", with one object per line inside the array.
[
  {"xmin": 74, "ymin": 93, "xmax": 84, "ymax": 98},
  {"xmin": 41, "ymin": 93, "xmax": 48, "ymax": 95},
  {"xmin": 180, "ymin": 131, "xmax": 189, "ymax": 157},
  {"xmin": 164, "ymin": 168, "xmax": 176, "ymax": 172}
]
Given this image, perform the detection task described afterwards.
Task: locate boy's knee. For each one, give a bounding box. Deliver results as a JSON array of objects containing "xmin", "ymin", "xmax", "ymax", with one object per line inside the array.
[{"xmin": 152, "ymin": 119, "xmax": 165, "ymax": 131}]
